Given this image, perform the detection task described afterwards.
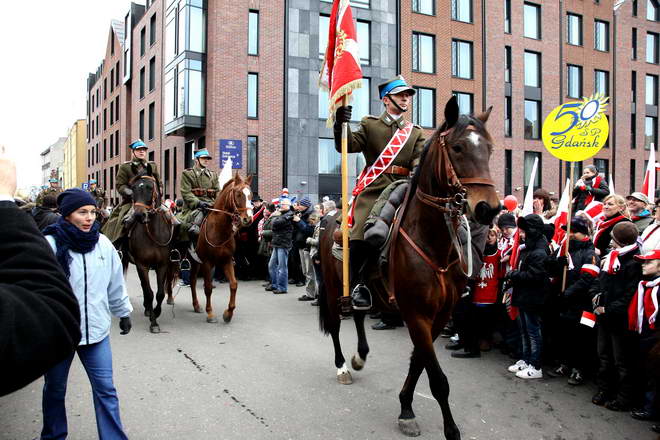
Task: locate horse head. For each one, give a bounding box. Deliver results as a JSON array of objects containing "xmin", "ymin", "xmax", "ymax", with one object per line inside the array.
[
  {"xmin": 130, "ymin": 172, "xmax": 160, "ymax": 224},
  {"xmin": 218, "ymin": 173, "xmax": 254, "ymax": 228},
  {"xmin": 418, "ymin": 96, "xmax": 501, "ymax": 225}
]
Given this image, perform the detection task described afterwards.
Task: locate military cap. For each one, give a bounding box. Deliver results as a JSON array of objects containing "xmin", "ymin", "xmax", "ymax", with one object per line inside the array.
[{"xmin": 378, "ymin": 75, "xmax": 415, "ymax": 100}]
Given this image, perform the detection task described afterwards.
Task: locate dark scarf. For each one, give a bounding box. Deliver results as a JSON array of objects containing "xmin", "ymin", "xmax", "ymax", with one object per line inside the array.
[{"xmin": 43, "ymin": 217, "xmax": 101, "ymax": 278}]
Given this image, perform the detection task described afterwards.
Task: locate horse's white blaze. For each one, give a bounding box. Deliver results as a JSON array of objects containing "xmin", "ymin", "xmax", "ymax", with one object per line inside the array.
[
  {"xmin": 337, "ymin": 363, "xmax": 349, "ymax": 376},
  {"xmin": 467, "ymin": 131, "xmax": 480, "ymax": 147},
  {"xmin": 243, "ymin": 187, "xmax": 253, "ymax": 217}
]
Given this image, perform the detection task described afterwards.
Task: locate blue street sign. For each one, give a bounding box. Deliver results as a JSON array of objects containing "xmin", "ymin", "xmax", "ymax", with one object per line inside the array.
[
  {"xmin": 82, "ymin": 183, "xmax": 89, "ymax": 191},
  {"xmin": 218, "ymin": 139, "xmax": 242, "ymax": 169}
]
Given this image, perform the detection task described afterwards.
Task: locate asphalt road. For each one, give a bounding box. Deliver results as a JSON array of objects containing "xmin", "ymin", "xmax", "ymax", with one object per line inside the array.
[{"xmin": 1, "ymin": 268, "xmax": 656, "ymax": 440}]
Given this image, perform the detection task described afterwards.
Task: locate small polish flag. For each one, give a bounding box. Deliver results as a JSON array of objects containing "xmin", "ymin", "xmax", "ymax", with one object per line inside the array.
[{"xmin": 580, "ymin": 311, "xmax": 597, "ymax": 328}]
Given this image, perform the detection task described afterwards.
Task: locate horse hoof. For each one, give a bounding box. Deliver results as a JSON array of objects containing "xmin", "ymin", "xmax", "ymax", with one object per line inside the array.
[
  {"xmin": 207, "ymin": 316, "xmax": 218, "ymax": 323},
  {"xmin": 144, "ymin": 310, "xmax": 151, "ymax": 317},
  {"xmin": 222, "ymin": 311, "xmax": 233, "ymax": 323},
  {"xmin": 337, "ymin": 371, "xmax": 353, "ymax": 385},
  {"xmin": 150, "ymin": 325, "xmax": 161, "ymax": 334},
  {"xmin": 166, "ymin": 298, "xmax": 174, "ymax": 305},
  {"xmin": 351, "ymin": 354, "xmax": 365, "ymax": 371},
  {"xmin": 193, "ymin": 306, "xmax": 202, "ymax": 313},
  {"xmin": 398, "ymin": 418, "xmax": 421, "ymax": 437}
]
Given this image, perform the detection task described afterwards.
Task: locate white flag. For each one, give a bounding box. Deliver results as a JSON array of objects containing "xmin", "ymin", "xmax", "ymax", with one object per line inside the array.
[
  {"xmin": 521, "ymin": 157, "xmax": 538, "ymax": 217},
  {"xmin": 218, "ymin": 156, "xmax": 233, "ymax": 190},
  {"xmin": 613, "ymin": 0, "xmax": 628, "ymax": 11}
]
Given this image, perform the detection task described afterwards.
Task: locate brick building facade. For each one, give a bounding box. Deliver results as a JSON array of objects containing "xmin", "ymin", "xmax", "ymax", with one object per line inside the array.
[{"xmin": 86, "ymin": 0, "xmax": 660, "ymax": 204}]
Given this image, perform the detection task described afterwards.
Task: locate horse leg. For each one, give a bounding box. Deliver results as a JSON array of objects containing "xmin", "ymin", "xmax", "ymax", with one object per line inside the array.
[
  {"xmin": 136, "ymin": 264, "xmax": 154, "ymax": 318},
  {"xmin": 398, "ymin": 347, "xmax": 426, "ymax": 437},
  {"xmin": 222, "ymin": 261, "xmax": 238, "ymax": 323},
  {"xmin": 203, "ymin": 262, "xmax": 217, "ymax": 323},
  {"xmin": 150, "ymin": 264, "xmax": 167, "ymax": 334},
  {"xmin": 351, "ymin": 310, "xmax": 370, "ymax": 371},
  {"xmin": 166, "ymin": 262, "xmax": 175, "ymax": 305},
  {"xmin": 189, "ymin": 260, "xmax": 202, "ymax": 313}
]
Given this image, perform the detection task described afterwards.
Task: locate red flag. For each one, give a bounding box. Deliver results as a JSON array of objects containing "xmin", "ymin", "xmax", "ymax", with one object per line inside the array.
[
  {"xmin": 320, "ymin": 0, "xmax": 363, "ymax": 128},
  {"xmin": 642, "ymin": 147, "xmax": 656, "ymax": 201},
  {"xmin": 550, "ymin": 179, "xmax": 571, "ymax": 251}
]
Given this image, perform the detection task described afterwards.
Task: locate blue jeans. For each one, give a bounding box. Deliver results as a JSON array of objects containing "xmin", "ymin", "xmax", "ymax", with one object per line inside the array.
[
  {"xmin": 517, "ymin": 311, "xmax": 543, "ymax": 369},
  {"xmin": 268, "ymin": 247, "xmax": 290, "ymax": 292},
  {"xmin": 41, "ymin": 336, "xmax": 127, "ymax": 440}
]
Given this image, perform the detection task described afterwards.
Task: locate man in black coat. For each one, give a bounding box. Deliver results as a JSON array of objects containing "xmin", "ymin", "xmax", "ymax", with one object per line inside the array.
[
  {"xmin": 268, "ymin": 198, "xmax": 295, "ymax": 294},
  {"xmin": 0, "ymin": 153, "xmax": 81, "ymax": 396},
  {"xmin": 30, "ymin": 193, "xmax": 61, "ymax": 230}
]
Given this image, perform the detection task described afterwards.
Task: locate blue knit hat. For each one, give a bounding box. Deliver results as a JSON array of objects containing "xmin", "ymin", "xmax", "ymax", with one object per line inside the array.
[
  {"xmin": 57, "ymin": 188, "xmax": 97, "ymax": 217},
  {"xmin": 298, "ymin": 196, "xmax": 312, "ymax": 208}
]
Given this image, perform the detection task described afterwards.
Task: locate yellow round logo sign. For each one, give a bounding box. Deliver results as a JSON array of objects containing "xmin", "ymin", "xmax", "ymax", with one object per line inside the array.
[{"xmin": 542, "ymin": 94, "xmax": 610, "ymax": 162}]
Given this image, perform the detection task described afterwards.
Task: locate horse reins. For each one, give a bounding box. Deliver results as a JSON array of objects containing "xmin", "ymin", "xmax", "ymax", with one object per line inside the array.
[
  {"xmin": 130, "ymin": 175, "xmax": 174, "ymax": 247},
  {"xmin": 201, "ymin": 184, "xmax": 251, "ymax": 248}
]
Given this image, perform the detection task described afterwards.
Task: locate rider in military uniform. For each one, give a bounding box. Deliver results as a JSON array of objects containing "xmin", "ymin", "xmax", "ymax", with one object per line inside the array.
[
  {"xmin": 87, "ymin": 179, "xmax": 107, "ymax": 210},
  {"xmin": 102, "ymin": 140, "xmax": 161, "ymax": 247},
  {"xmin": 333, "ymin": 76, "xmax": 426, "ymax": 311},
  {"xmin": 178, "ymin": 149, "xmax": 220, "ymax": 244},
  {"xmin": 36, "ymin": 178, "xmax": 62, "ymax": 206}
]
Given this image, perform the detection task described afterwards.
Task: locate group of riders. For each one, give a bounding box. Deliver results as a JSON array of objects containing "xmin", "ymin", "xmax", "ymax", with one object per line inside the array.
[{"xmin": 34, "ymin": 76, "xmax": 471, "ymax": 312}]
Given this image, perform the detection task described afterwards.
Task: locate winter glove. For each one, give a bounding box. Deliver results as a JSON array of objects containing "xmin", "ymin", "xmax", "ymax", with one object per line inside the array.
[
  {"xmin": 556, "ymin": 256, "xmax": 569, "ymax": 267},
  {"xmin": 335, "ymin": 106, "xmax": 352, "ymax": 125},
  {"xmin": 119, "ymin": 316, "xmax": 132, "ymax": 335},
  {"xmin": 198, "ymin": 201, "xmax": 212, "ymax": 211}
]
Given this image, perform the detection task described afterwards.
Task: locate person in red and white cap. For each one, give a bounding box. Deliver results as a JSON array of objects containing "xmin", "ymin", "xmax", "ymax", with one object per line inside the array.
[
  {"xmin": 641, "ymin": 198, "xmax": 660, "ymax": 253},
  {"xmin": 590, "ymin": 222, "xmax": 642, "ymax": 412},
  {"xmin": 627, "ymin": 249, "xmax": 660, "ymax": 423}
]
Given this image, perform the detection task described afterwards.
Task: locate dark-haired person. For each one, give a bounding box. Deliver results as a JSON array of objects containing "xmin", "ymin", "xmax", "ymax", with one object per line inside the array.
[
  {"xmin": 572, "ymin": 165, "xmax": 609, "ymax": 212},
  {"xmin": 41, "ymin": 188, "xmax": 133, "ymax": 440},
  {"xmin": 0, "ymin": 152, "xmax": 81, "ymax": 397},
  {"xmin": 31, "ymin": 193, "xmax": 61, "ymax": 230}
]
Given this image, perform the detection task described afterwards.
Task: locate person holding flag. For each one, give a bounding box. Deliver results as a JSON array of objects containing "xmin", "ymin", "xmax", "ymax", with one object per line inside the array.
[{"xmin": 572, "ymin": 165, "xmax": 609, "ymax": 212}]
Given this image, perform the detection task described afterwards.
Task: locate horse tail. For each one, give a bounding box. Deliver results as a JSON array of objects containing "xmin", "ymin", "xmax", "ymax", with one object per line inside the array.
[{"xmin": 317, "ymin": 281, "xmax": 332, "ymax": 335}]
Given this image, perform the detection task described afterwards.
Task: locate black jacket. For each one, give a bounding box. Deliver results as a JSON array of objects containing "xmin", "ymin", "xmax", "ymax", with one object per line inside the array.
[
  {"xmin": 594, "ymin": 216, "xmax": 631, "ymax": 256},
  {"xmin": 0, "ymin": 202, "xmax": 81, "ymax": 396},
  {"xmin": 509, "ymin": 216, "xmax": 551, "ymax": 312},
  {"xmin": 545, "ymin": 239, "xmax": 599, "ymax": 321},
  {"xmin": 589, "ymin": 247, "xmax": 642, "ymax": 329},
  {"xmin": 572, "ymin": 177, "xmax": 610, "ymax": 212},
  {"xmin": 293, "ymin": 206, "xmax": 315, "ymax": 249},
  {"xmin": 31, "ymin": 206, "xmax": 61, "ymax": 231},
  {"xmin": 271, "ymin": 210, "xmax": 295, "ymax": 249}
]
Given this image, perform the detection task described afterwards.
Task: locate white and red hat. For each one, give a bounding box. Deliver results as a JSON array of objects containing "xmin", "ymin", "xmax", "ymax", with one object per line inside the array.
[{"xmin": 634, "ymin": 249, "xmax": 660, "ymax": 261}]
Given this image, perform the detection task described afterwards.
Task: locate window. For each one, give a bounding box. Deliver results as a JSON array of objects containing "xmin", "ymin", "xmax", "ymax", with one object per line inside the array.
[
  {"xmin": 318, "ymin": 138, "xmax": 341, "ymax": 174},
  {"xmin": 453, "ymin": 91, "xmax": 473, "ymax": 115},
  {"xmin": 412, "ymin": 0, "xmax": 434, "ymax": 15},
  {"xmin": 140, "ymin": 27, "xmax": 146, "ymax": 57},
  {"xmin": 451, "ymin": 40, "xmax": 473, "ymax": 79},
  {"xmin": 633, "ymin": 28, "xmax": 638, "ymax": 60},
  {"xmin": 505, "ymin": 96, "xmax": 512, "ymax": 137},
  {"xmin": 524, "ymin": 51, "xmax": 541, "ymax": 87},
  {"xmin": 319, "ymin": 15, "xmax": 329, "ymax": 58},
  {"xmin": 103, "ymin": 139, "xmax": 107, "ymax": 161},
  {"xmin": 115, "ymin": 96, "xmax": 120, "ymax": 122},
  {"xmin": 524, "ymin": 151, "xmax": 542, "ymax": 192},
  {"xmin": 505, "ymin": 150, "xmax": 512, "ymax": 195},
  {"xmin": 412, "ymin": 32, "xmax": 435, "ymax": 73},
  {"xmin": 149, "ymin": 57, "xmax": 156, "ymax": 91},
  {"xmin": 110, "ymin": 68, "xmax": 115, "ymax": 92},
  {"xmin": 139, "ymin": 67, "xmax": 145, "ymax": 99},
  {"xmin": 110, "ymin": 133, "xmax": 114, "ymax": 158},
  {"xmin": 110, "ymin": 101, "xmax": 114, "ymax": 124},
  {"xmin": 247, "ymin": 136, "xmax": 258, "ymax": 176},
  {"xmin": 594, "ymin": 159, "xmax": 610, "ymax": 180},
  {"xmin": 595, "ymin": 20, "xmax": 610, "ymax": 52},
  {"xmin": 646, "ymin": 116, "xmax": 658, "ymax": 150},
  {"xmin": 412, "ymin": 86, "xmax": 435, "ymax": 128},
  {"xmin": 115, "ymin": 61, "xmax": 120, "ymax": 85},
  {"xmin": 148, "ymin": 102, "xmax": 155, "ymax": 140},
  {"xmin": 103, "ymin": 109, "xmax": 107, "ymax": 130},
  {"xmin": 648, "ymin": 32, "xmax": 659, "ymax": 64},
  {"xmin": 165, "ymin": 1, "xmax": 206, "ymax": 63},
  {"xmin": 248, "ymin": 72, "xmax": 258, "ymax": 118},
  {"xmin": 634, "ymin": 0, "xmax": 639, "ymax": 16},
  {"xmin": 524, "ymin": 3, "xmax": 541, "ymax": 40},
  {"xmin": 504, "ymin": 0, "xmax": 511, "ymax": 33},
  {"xmin": 321, "ymin": 0, "xmax": 370, "ymax": 7},
  {"xmin": 150, "ymin": 14, "xmax": 156, "ymax": 45},
  {"xmin": 524, "ymin": 100, "xmax": 541, "ymax": 139},
  {"xmin": 565, "ymin": 161, "xmax": 583, "ymax": 179},
  {"xmin": 567, "ymin": 64, "xmax": 583, "ymax": 98},
  {"xmin": 594, "ymin": 70, "xmax": 609, "ymax": 96},
  {"xmin": 248, "ymin": 10, "xmax": 259, "ymax": 55},
  {"xmin": 631, "ymin": 159, "xmax": 637, "ymax": 195},
  {"xmin": 357, "ymin": 21, "xmax": 370, "ymax": 65},
  {"xmin": 505, "ymin": 46, "xmax": 512, "ymax": 83},
  {"xmin": 567, "ymin": 13, "xmax": 583, "ymax": 46},
  {"xmin": 164, "ymin": 58, "xmax": 205, "ymax": 124},
  {"xmin": 115, "ymin": 130, "xmax": 120, "ymax": 156},
  {"xmin": 451, "ymin": 0, "xmax": 472, "ymax": 23},
  {"xmin": 351, "ymin": 78, "xmax": 370, "ymax": 121},
  {"xmin": 647, "ymin": 74, "xmax": 659, "ymax": 105},
  {"xmin": 632, "ymin": 113, "xmax": 638, "ymax": 149},
  {"xmin": 139, "ymin": 110, "xmax": 145, "ymax": 140},
  {"xmin": 103, "ymin": 78, "xmax": 107, "ymax": 100},
  {"xmin": 648, "ymin": 0, "xmax": 659, "ymax": 21}
]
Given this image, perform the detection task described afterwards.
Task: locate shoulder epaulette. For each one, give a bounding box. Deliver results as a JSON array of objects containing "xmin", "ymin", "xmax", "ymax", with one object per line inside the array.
[
  {"xmin": 413, "ymin": 124, "xmax": 422, "ymax": 130},
  {"xmin": 365, "ymin": 115, "xmax": 378, "ymax": 120}
]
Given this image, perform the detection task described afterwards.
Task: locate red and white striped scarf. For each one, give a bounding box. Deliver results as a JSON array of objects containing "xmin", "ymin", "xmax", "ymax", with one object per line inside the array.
[
  {"xmin": 593, "ymin": 214, "xmax": 627, "ymax": 247},
  {"xmin": 602, "ymin": 243, "xmax": 638, "ymax": 274},
  {"xmin": 628, "ymin": 277, "xmax": 660, "ymax": 333},
  {"xmin": 642, "ymin": 222, "xmax": 660, "ymax": 244}
]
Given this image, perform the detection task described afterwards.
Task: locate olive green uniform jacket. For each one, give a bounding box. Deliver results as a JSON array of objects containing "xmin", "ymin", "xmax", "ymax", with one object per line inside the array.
[
  {"xmin": 101, "ymin": 160, "xmax": 160, "ymax": 243},
  {"xmin": 35, "ymin": 187, "xmax": 62, "ymax": 207},
  {"xmin": 88, "ymin": 188, "xmax": 107, "ymax": 210},
  {"xmin": 334, "ymin": 112, "xmax": 425, "ymax": 240},
  {"xmin": 176, "ymin": 166, "xmax": 220, "ymax": 239}
]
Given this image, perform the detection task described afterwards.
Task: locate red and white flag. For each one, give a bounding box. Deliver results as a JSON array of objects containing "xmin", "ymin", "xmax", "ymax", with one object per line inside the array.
[
  {"xmin": 578, "ymin": 200, "xmax": 605, "ymax": 227},
  {"xmin": 509, "ymin": 157, "xmax": 538, "ymax": 270},
  {"xmin": 320, "ymin": 0, "xmax": 363, "ymax": 128},
  {"xmin": 550, "ymin": 179, "xmax": 571, "ymax": 251},
  {"xmin": 580, "ymin": 311, "xmax": 597, "ymax": 328},
  {"xmin": 642, "ymin": 146, "xmax": 656, "ymax": 201}
]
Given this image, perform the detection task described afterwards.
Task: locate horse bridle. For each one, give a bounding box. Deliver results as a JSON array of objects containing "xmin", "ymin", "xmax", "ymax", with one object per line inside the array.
[
  {"xmin": 202, "ymin": 183, "xmax": 251, "ymax": 248},
  {"xmin": 130, "ymin": 175, "xmax": 174, "ymax": 247}
]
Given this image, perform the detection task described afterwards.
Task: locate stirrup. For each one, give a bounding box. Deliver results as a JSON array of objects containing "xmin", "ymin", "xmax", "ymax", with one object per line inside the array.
[
  {"xmin": 180, "ymin": 258, "xmax": 191, "ymax": 271},
  {"xmin": 351, "ymin": 284, "xmax": 372, "ymax": 311},
  {"xmin": 170, "ymin": 249, "xmax": 181, "ymax": 263}
]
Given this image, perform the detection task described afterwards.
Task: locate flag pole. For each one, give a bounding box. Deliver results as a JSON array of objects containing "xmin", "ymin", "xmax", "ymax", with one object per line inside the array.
[
  {"xmin": 341, "ymin": 96, "xmax": 351, "ymax": 309},
  {"xmin": 561, "ymin": 164, "xmax": 575, "ymax": 291}
]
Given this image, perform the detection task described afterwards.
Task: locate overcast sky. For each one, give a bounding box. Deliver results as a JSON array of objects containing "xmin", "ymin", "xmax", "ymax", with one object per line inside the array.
[{"xmin": 0, "ymin": 0, "xmax": 134, "ymax": 188}]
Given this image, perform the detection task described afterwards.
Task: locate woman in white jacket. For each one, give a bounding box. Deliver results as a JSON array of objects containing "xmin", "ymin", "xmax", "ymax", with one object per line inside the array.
[{"xmin": 41, "ymin": 189, "xmax": 132, "ymax": 440}]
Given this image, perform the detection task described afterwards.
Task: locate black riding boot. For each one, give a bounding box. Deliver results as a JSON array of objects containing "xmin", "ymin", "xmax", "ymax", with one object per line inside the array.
[{"xmin": 350, "ymin": 240, "xmax": 374, "ymax": 310}]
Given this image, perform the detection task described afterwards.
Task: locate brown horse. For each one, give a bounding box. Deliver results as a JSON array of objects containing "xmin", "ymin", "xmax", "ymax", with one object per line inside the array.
[
  {"xmin": 318, "ymin": 96, "xmax": 500, "ymax": 440},
  {"xmin": 174, "ymin": 173, "xmax": 253, "ymax": 324},
  {"xmin": 125, "ymin": 173, "xmax": 175, "ymax": 333}
]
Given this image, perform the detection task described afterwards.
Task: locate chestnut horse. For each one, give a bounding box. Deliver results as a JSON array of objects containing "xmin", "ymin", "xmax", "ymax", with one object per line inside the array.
[
  {"xmin": 171, "ymin": 173, "xmax": 253, "ymax": 323},
  {"xmin": 125, "ymin": 172, "xmax": 175, "ymax": 333},
  {"xmin": 318, "ymin": 96, "xmax": 500, "ymax": 440}
]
